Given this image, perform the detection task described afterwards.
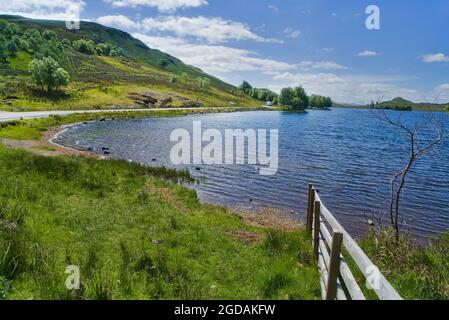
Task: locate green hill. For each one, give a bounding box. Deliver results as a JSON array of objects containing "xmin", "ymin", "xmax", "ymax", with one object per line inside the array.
[
  {"xmin": 0, "ymin": 15, "xmax": 259, "ymax": 111},
  {"xmin": 367, "ymin": 97, "xmax": 448, "ymax": 111}
]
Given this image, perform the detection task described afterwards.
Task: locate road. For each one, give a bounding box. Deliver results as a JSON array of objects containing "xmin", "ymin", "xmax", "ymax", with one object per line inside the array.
[{"xmin": 0, "ymin": 108, "xmax": 217, "ymax": 123}]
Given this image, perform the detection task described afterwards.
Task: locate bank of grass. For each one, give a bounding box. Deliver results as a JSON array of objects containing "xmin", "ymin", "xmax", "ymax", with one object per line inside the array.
[
  {"xmin": 360, "ymin": 230, "xmax": 449, "ymax": 300},
  {"xmin": 0, "ymin": 143, "xmax": 320, "ymax": 300}
]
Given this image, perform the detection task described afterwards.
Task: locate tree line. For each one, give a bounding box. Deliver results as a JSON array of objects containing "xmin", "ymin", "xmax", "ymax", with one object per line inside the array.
[{"xmin": 239, "ymin": 81, "xmax": 332, "ymax": 110}]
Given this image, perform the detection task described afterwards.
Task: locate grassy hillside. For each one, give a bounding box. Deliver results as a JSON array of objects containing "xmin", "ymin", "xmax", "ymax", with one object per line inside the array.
[{"xmin": 0, "ymin": 15, "xmax": 259, "ymax": 111}]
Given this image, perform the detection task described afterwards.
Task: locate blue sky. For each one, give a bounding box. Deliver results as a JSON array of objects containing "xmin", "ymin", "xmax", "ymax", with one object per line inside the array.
[{"xmin": 2, "ymin": 0, "xmax": 449, "ymax": 104}]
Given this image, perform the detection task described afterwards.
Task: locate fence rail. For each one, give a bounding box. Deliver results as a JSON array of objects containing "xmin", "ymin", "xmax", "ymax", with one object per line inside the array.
[{"xmin": 306, "ymin": 184, "xmax": 402, "ymax": 300}]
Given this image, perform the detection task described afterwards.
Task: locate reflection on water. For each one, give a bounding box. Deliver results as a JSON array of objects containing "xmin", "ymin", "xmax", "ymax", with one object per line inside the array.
[{"xmin": 55, "ymin": 109, "xmax": 449, "ymax": 239}]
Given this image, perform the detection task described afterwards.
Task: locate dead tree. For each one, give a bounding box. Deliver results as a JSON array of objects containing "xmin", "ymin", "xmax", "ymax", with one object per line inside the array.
[{"xmin": 373, "ymin": 110, "xmax": 449, "ymax": 241}]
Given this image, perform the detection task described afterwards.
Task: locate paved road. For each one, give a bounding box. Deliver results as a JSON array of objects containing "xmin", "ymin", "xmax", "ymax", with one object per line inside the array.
[{"xmin": 0, "ymin": 108, "xmax": 211, "ymax": 123}]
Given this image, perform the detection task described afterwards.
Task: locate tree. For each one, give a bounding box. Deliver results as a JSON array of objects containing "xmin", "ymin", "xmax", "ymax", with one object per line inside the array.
[
  {"xmin": 239, "ymin": 81, "xmax": 253, "ymax": 94},
  {"xmin": 42, "ymin": 30, "xmax": 57, "ymax": 41},
  {"xmin": 34, "ymin": 41, "xmax": 64, "ymax": 62},
  {"xmin": 279, "ymin": 87, "xmax": 295, "ymax": 106},
  {"xmin": 169, "ymin": 74, "xmax": 177, "ymax": 83},
  {"xmin": 73, "ymin": 39, "xmax": 95, "ymax": 55},
  {"xmin": 182, "ymin": 73, "xmax": 190, "ymax": 84},
  {"xmin": 6, "ymin": 40, "xmax": 18, "ymax": 57},
  {"xmin": 158, "ymin": 58, "xmax": 170, "ymax": 68},
  {"xmin": 23, "ymin": 29, "xmax": 43, "ymax": 52},
  {"xmin": 310, "ymin": 95, "xmax": 320, "ymax": 108},
  {"xmin": 61, "ymin": 38, "xmax": 71, "ymax": 47},
  {"xmin": 29, "ymin": 57, "xmax": 70, "ymax": 93},
  {"xmin": 18, "ymin": 38, "xmax": 30, "ymax": 51},
  {"xmin": 293, "ymin": 86, "xmax": 309, "ymax": 108},
  {"xmin": 3, "ymin": 23, "xmax": 20, "ymax": 38},
  {"xmin": 197, "ymin": 77, "xmax": 210, "ymax": 88},
  {"xmin": 374, "ymin": 110, "xmax": 449, "ymax": 241},
  {"xmin": 54, "ymin": 67, "xmax": 70, "ymax": 91},
  {"xmin": 0, "ymin": 43, "xmax": 7, "ymax": 65}
]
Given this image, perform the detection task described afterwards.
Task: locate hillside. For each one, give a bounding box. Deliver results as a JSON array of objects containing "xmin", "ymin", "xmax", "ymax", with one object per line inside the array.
[
  {"xmin": 0, "ymin": 15, "xmax": 259, "ymax": 111},
  {"xmin": 368, "ymin": 97, "xmax": 448, "ymax": 111}
]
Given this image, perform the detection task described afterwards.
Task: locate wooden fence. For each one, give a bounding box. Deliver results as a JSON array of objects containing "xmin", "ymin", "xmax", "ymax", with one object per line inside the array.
[{"xmin": 306, "ymin": 184, "xmax": 402, "ymax": 300}]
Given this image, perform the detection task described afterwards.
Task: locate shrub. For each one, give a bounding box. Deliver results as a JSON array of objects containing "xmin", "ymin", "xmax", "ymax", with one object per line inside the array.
[{"xmin": 29, "ymin": 57, "xmax": 70, "ymax": 93}]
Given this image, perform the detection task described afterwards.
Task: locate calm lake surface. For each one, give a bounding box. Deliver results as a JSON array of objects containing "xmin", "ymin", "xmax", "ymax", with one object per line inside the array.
[{"xmin": 55, "ymin": 109, "xmax": 449, "ymax": 238}]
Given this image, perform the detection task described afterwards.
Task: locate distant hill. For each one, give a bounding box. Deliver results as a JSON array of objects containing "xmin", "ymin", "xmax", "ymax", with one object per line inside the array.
[
  {"xmin": 370, "ymin": 97, "xmax": 448, "ymax": 111},
  {"xmin": 335, "ymin": 97, "xmax": 448, "ymax": 112},
  {"xmin": 0, "ymin": 15, "xmax": 258, "ymax": 111}
]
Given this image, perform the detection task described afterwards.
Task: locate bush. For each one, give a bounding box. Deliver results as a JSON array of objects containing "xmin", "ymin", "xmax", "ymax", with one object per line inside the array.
[
  {"xmin": 73, "ymin": 39, "xmax": 95, "ymax": 55},
  {"xmin": 29, "ymin": 57, "xmax": 70, "ymax": 93}
]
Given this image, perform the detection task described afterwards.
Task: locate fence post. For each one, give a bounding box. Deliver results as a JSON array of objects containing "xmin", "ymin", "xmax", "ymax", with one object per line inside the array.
[
  {"xmin": 313, "ymin": 200, "xmax": 321, "ymax": 262},
  {"xmin": 325, "ymin": 231, "xmax": 343, "ymax": 300},
  {"xmin": 307, "ymin": 185, "xmax": 315, "ymax": 232}
]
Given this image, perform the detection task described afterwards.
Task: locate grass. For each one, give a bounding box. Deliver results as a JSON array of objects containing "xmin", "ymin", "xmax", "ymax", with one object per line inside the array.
[
  {"xmin": 0, "ymin": 143, "xmax": 320, "ymax": 300},
  {"xmin": 360, "ymin": 230, "xmax": 449, "ymax": 300},
  {"xmin": 6, "ymin": 51, "xmax": 33, "ymax": 71}
]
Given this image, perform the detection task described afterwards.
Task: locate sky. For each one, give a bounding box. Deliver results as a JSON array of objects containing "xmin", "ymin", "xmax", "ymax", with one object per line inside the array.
[{"xmin": 1, "ymin": 0, "xmax": 449, "ymax": 104}]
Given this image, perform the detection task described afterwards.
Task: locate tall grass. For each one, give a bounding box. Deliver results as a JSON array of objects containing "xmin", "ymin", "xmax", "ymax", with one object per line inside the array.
[{"xmin": 361, "ymin": 229, "xmax": 449, "ymax": 300}]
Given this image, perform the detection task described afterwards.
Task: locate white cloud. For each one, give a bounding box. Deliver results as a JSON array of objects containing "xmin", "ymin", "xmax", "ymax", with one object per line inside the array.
[
  {"xmin": 434, "ymin": 83, "xmax": 449, "ymax": 102},
  {"xmin": 435, "ymin": 84, "xmax": 449, "ymax": 91},
  {"xmin": 298, "ymin": 61, "xmax": 347, "ymax": 70},
  {"xmin": 0, "ymin": 0, "xmax": 85, "ymax": 20},
  {"xmin": 133, "ymin": 33, "xmax": 294, "ymax": 74},
  {"xmin": 283, "ymin": 28, "xmax": 301, "ymax": 39},
  {"xmin": 272, "ymin": 72, "xmax": 420, "ymax": 104},
  {"xmin": 103, "ymin": 0, "xmax": 208, "ymax": 12},
  {"xmin": 358, "ymin": 50, "xmax": 379, "ymax": 57},
  {"xmin": 421, "ymin": 53, "xmax": 449, "ymax": 63},
  {"xmin": 268, "ymin": 5, "xmax": 279, "ymax": 12},
  {"xmin": 97, "ymin": 15, "xmax": 139, "ymax": 29},
  {"xmin": 318, "ymin": 48, "xmax": 334, "ymax": 53},
  {"xmin": 140, "ymin": 16, "xmax": 280, "ymax": 44}
]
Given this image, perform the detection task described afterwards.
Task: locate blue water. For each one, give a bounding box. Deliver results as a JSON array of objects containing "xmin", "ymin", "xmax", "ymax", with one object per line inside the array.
[{"xmin": 55, "ymin": 109, "xmax": 449, "ymax": 238}]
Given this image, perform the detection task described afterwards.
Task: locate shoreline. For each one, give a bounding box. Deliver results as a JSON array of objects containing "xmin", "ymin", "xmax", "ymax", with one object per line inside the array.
[{"xmin": 44, "ymin": 115, "xmax": 306, "ymax": 232}]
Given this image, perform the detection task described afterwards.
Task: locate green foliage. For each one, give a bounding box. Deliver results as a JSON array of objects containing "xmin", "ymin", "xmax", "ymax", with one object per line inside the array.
[
  {"xmin": 239, "ymin": 81, "xmax": 278, "ymax": 103},
  {"xmin": 95, "ymin": 42, "xmax": 123, "ymax": 57},
  {"xmin": 239, "ymin": 80, "xmax": 253, "ymax": 93},
  {"xmin": 6, "ymin": 40, "xmax": 18, "ymax": 57},
  {"xmin": 73, "ymin": 39, "xmax": 96, "ymax": 55},
  {"xmin": 197, "ymin": 77, "xmax": 210, "ymax": 88},
  {"xmin": 181, "ymin": 72, "xmax": 190, "ymax": 84},
  {"xmin": 361, "ymin": 229, "xmax": 449, "ymax": 300},
  {"xmin": 310, "ymin": 95, "xmax": 332, "ymax": 109},
  {"xmin": 169, "ymin": 74, "xmax": 177, "ymax": 83},
  {"xmin": 0, "ymin": 41, "xmax": 7, "ymax": 65},
  {"xmin": 42, "ymin": 30, "xmax": 57, "ymax": 41},
  {"xmin": 279, "ymin": 86, "xmax": 309, "ymax": 109},
  {"xmin": 34, "ymin": 41, "xmax": 64, "ymax": 62},
  {"xmin": 158, "ymin": 58, "xmax": 170, "ymax": 68},
  {"xmin": 22, "ymin": 29, "xmax": 43, "ymax": 52},
  {"xmin": 29, "ymin": 57, "xmax": 70, "ymax": 93},
  {"xmin": 2, "ymin": 21, "xmax": 20, "ymax": 38}
]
